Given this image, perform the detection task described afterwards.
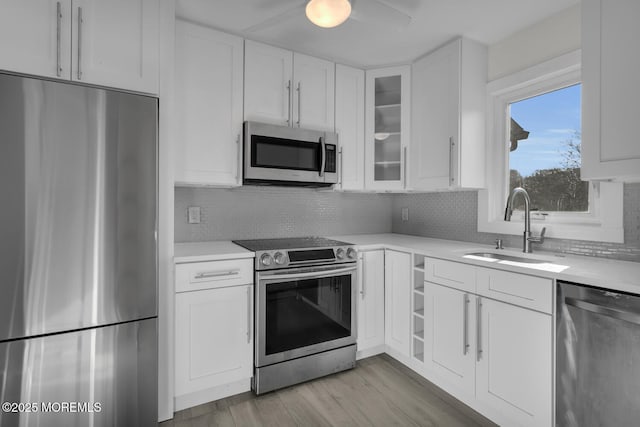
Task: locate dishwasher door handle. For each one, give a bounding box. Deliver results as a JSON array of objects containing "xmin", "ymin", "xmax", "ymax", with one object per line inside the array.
[{"xmin": 565, "ymin": 297, "xmax": 640, "ymax": 325}]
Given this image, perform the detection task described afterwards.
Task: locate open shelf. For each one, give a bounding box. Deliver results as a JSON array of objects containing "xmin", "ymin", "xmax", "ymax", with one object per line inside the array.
[
  {"xmin": 375, "ymin": 103, "xmax": 401, "ymax": 109},
  {"xmin": 413, "ymin": 338, "xmax": 424, "ymax": 362}
]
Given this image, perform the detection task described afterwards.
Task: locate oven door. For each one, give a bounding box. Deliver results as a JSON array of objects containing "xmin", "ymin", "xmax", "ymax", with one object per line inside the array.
[
  {"xmin": 243, "ymin": 121, "xmax": 337, "ymax": 185},
  {"xmin": 255, "ymin": 263, "xmax": 357, "ymax": 367}
]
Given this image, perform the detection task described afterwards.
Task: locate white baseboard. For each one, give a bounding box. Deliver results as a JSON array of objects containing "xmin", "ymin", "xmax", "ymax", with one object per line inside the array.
[
  {"xmin": 356, "ymin": 344, "xmax": 386, "ymax": 360},
  {"xmin": 174, "ymin": 378, "xmax": 251, "ymax": 412}
]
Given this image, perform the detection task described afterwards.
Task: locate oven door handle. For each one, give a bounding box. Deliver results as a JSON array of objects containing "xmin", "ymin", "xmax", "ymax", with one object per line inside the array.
[{"xmin": 260, "ymin": 265, "xmax": 356, "ymax": 282}]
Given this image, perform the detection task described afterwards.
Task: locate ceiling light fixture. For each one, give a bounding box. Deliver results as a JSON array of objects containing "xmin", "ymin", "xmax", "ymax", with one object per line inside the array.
[{"xmin": 305, "ymin": 0, "xmax": 352, "ymax": 28}]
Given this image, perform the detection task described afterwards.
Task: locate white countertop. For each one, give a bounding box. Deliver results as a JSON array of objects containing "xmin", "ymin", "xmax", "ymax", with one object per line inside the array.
[
  {"xmin": 331, "ymin": 233, "xmax": 640, "ymax": 295},
  {"xmin": 174, "ymin": 234, "xmax": 640, "ymax": 294},
  {"xmin": 174, "ymin": 241, "xmax": 254, "ymax": 263}
]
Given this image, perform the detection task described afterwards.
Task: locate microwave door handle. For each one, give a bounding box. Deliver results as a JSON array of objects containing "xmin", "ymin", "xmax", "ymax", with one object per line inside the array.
[{"xmin": 319, "ymin": 136, "xmax": 326, "ymax": 177}]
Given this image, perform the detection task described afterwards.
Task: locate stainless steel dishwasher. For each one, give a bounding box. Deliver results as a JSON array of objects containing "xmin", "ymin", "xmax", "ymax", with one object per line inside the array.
[{"xmin": 556, "ymin": 280, "xmax": 640, "ymax": 427}]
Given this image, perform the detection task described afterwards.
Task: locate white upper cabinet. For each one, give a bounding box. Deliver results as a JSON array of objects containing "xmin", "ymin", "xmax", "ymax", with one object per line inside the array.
[
  {"xmin": 411, "ymin": 38, "xmax": 487, "ymax": 190},
  {"xmin": 365, "ymin": 66, "xmax": 411, "ymax": 191},
  {"xmin": 70, "ymin": 0, "xmax": 159, "ymax": 94},
  {"xmin": 244, "ymin": 40, "xmax": 335, "ymax": 131},
  {"xmin": 335, "ymin": 64, "xmax": 365, "ymax": 191},
  {"xmin": 0, "ymin": 0, "xmax": 72, "ymax": 79},
  {"xmin": 174, "ymin": 21, "xmax": 244, "ymax": 187},
  {"xmin": 0, "ymin": 0, "xmax": 159, "ymax": 94},
  {"xmin": 244, "ymin": 41, "xmax": 293, "ymax": 127},
  {"xmin": 293, "ymin": 53, "xmax": 335, "ymax": 131},
  {"xmin": 582, "ymin": 0, "xmax": 640, "ymax": 181}
]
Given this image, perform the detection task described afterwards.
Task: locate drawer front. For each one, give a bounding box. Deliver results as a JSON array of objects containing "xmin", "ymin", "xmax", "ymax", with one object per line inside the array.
[
  {"xmin": 476, "ymin": 268, "xmax": 552, "ymax": 313},
  {"xmin": 424, "ymin": 257, "xmax": 476, "ymax": 293},
  {"xmin": 176, "ymin": 259, "xmax": 253, "ymax": 293}
]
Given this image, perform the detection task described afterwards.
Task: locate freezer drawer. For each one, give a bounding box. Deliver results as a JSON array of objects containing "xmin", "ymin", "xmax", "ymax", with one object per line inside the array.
[{"xmin": 0, "ymin": 318, "xmax": 157, "ymax": 427}]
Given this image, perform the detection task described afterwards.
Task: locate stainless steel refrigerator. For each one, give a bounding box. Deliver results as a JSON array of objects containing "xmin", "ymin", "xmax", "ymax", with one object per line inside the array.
[{"xmin": 0, "ymin": 73, "xmax": 158, "ymax": 426}]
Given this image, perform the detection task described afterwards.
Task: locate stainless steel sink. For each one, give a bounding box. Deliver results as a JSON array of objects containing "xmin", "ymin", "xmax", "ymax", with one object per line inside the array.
[{"xmin": 465, "ymin": 252, "xmax": 550, "ymax": 264}]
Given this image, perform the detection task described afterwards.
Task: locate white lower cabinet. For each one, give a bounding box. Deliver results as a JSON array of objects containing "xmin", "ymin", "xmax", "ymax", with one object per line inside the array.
[
  {"xmin": 174, "ymin": 259, "xmax": 253, "ymax": 411},
  {"xmin": 476, "ymin": 297, "xmax": 552, "ymax": 427},
  {"xmin": 425, "ymin": 282, "xmax": 475, "ymax": 395},
  {"xmin": 384, "ymin": 249, "xmax": 411, "ymax": 359},
  {"xmin": 356, "ymin": 250, "xmax": 385, "ymax": 356},
  {"xmin": 420, "ymin": 257, "xmax": 552, "ymax": 427}
]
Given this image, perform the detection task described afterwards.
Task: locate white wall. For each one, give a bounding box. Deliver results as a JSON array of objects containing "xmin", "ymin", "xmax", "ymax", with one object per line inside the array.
[{"xmin": 488, "ymin": 4, "xmax": 581, "ymax": 81}]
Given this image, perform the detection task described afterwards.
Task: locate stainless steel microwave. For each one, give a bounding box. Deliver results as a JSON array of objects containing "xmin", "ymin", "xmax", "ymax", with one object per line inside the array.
[{"xmin": 243, "ymin": 121, "xmax": 338, "ymax": 187}]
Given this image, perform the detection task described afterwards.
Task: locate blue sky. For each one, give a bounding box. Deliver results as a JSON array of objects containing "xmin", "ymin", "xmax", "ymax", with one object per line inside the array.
[{"xmin": 509, "ymin": 84, "xmax": 581, "ymax": 177}]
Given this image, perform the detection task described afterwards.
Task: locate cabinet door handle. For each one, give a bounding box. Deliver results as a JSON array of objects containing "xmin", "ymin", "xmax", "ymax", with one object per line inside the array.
[
  {"xmin": 235, "ymin": 133, "xmax": 241, "ymax": 184},
  {"xmin": 286, "ymin": 80, "xmax": 291, "ymax": 126},
  {"xmin": 76, "ymin": 7, "xmax": 83, "ymax": 80},
  {"xmin": 338, "ymin": 146, "xmax": 344, "ymax": 187},
  {"xmin": 463, "ymin": 293, "xmax": 469, "ymax": 355},
  {"xmin": 56, "ymin": 2, "xmax": 62, "ymax": 77},
  {"xmin": 476, "ymin": 296, "xmax": 482, "ymax": 362},
  {"xmin": 296, "ymin": 81, "xmax": 301, "ymax": 127},
  {"xmin": 246, "ymin": 286, "xmax": 252, "ymax": 344},
  {"xmin": 358, "ymin": 254, "xmax": 365, "ymax": 298},
  {"xmin": 403, "ymin": 146, "xmax": 408, "ymax": 188},
  {"xmin": 449, "ymin": 137, "xmax": 455, "ymax": 186}
]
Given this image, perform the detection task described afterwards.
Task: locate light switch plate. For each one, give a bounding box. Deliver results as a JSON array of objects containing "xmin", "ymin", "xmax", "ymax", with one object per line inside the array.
[
  {"xmin": 401, "ymin": 207, "xmax": 409, "ymax": 221},
  {"xmin": 187, "ymin": 206, "xmax": 201, "ymax": 224}
]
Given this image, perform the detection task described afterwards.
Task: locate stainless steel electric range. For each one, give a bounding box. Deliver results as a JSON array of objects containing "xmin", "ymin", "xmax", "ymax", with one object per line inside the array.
[{"xmin": 232, "ymin": 237, "xmax": 358, "ymax": 394}]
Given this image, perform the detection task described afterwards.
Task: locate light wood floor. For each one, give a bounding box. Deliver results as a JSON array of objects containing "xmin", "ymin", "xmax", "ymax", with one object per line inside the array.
[{"xmin": 160, "ymin": 354, "xmax": 497, "ymax": 427}]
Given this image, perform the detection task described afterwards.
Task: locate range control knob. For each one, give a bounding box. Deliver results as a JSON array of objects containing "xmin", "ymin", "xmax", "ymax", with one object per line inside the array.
[
  {"xmin": 336, "ymin": 248, "xmax": 346, "ymax": 260},
  {"xmin": 274, "ymin": 252, "xmax": 287, "ymax": 265},
  {"xmin": 346, "ymin": 248, "xmax": 357, "ymax": 259},
  {"xmin": 260, "ymin": 253, "xmax": 273, "ymax": 267}
]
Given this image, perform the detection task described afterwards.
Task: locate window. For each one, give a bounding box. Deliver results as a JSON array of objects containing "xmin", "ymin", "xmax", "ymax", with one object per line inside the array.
[
  {"xmin": 478, "ymin": 51, "xmax": 623, "ymax": 243},
  {"xmin": 508, "ymin": 84, "xmax": 589, "ymax": 214}
]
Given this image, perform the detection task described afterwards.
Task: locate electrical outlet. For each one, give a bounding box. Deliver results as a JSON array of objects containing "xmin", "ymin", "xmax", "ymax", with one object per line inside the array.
[
  {"xmin": 187, "ymin": 206, "xmax": 201, "ymax": 224},
  {"xmin": 401, "ymin": 207, "xmax": 409, "ymax": 221}
]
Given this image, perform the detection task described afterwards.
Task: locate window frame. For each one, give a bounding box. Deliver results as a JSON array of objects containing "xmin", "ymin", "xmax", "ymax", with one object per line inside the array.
[{"xmin": 478, "ymin": 50, "xmax": 624, "ymax": 243}]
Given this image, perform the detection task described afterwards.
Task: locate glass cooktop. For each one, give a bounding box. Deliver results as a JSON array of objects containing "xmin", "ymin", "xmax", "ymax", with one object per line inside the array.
[{"xmin": 233, "ymin": 237, "xmax": 353, "ymax": 251}]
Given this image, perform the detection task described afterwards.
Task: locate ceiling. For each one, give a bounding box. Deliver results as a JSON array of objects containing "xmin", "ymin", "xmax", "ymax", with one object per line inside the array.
[{"xmin": 176, "ymin": 0, "xmax": 580, "ymax": 68}]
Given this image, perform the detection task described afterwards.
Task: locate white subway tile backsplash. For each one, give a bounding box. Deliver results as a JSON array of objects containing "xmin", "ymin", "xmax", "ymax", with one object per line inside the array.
[
  {"xmin": 174, "ymin": 186, "xmax": 392, "ymax": 242},
  {"xmin": 174, "ymin": 183, "xmax": 640, "ymax": 263},
  {"xmin": 392, "ymin": 184, "xmax": 640, "ymax": 263}
]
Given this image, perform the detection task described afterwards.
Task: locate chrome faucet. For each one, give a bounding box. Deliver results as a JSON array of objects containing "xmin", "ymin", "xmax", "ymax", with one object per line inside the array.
[{"xmin": 504, "ymin": 187, "xmax": 546, "ymax": 253}]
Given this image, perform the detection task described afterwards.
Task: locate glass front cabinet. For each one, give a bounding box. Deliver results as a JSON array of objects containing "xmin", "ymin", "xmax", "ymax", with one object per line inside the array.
[{"xmin": 365, "ymin": 66, "xmax": 410, "ymax": 190}]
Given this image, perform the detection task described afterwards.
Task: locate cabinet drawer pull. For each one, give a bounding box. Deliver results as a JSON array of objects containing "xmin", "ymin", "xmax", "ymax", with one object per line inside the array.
[
  {"xmin": 77, "ymin": 7, "xmax": 83, "ymax": 80},
  {"xmin": 56, "ymin": 2, "xmax": 62, "ymax": 77},
  {"xmin": 194, "ymin": 270, "xmax": 240, "ymax": 280}
]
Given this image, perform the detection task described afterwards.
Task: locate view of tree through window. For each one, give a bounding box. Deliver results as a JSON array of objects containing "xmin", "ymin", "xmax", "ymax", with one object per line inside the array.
[{"xmin": 508, "ymin": 84, "xmax": 589, "ymax": 212}]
